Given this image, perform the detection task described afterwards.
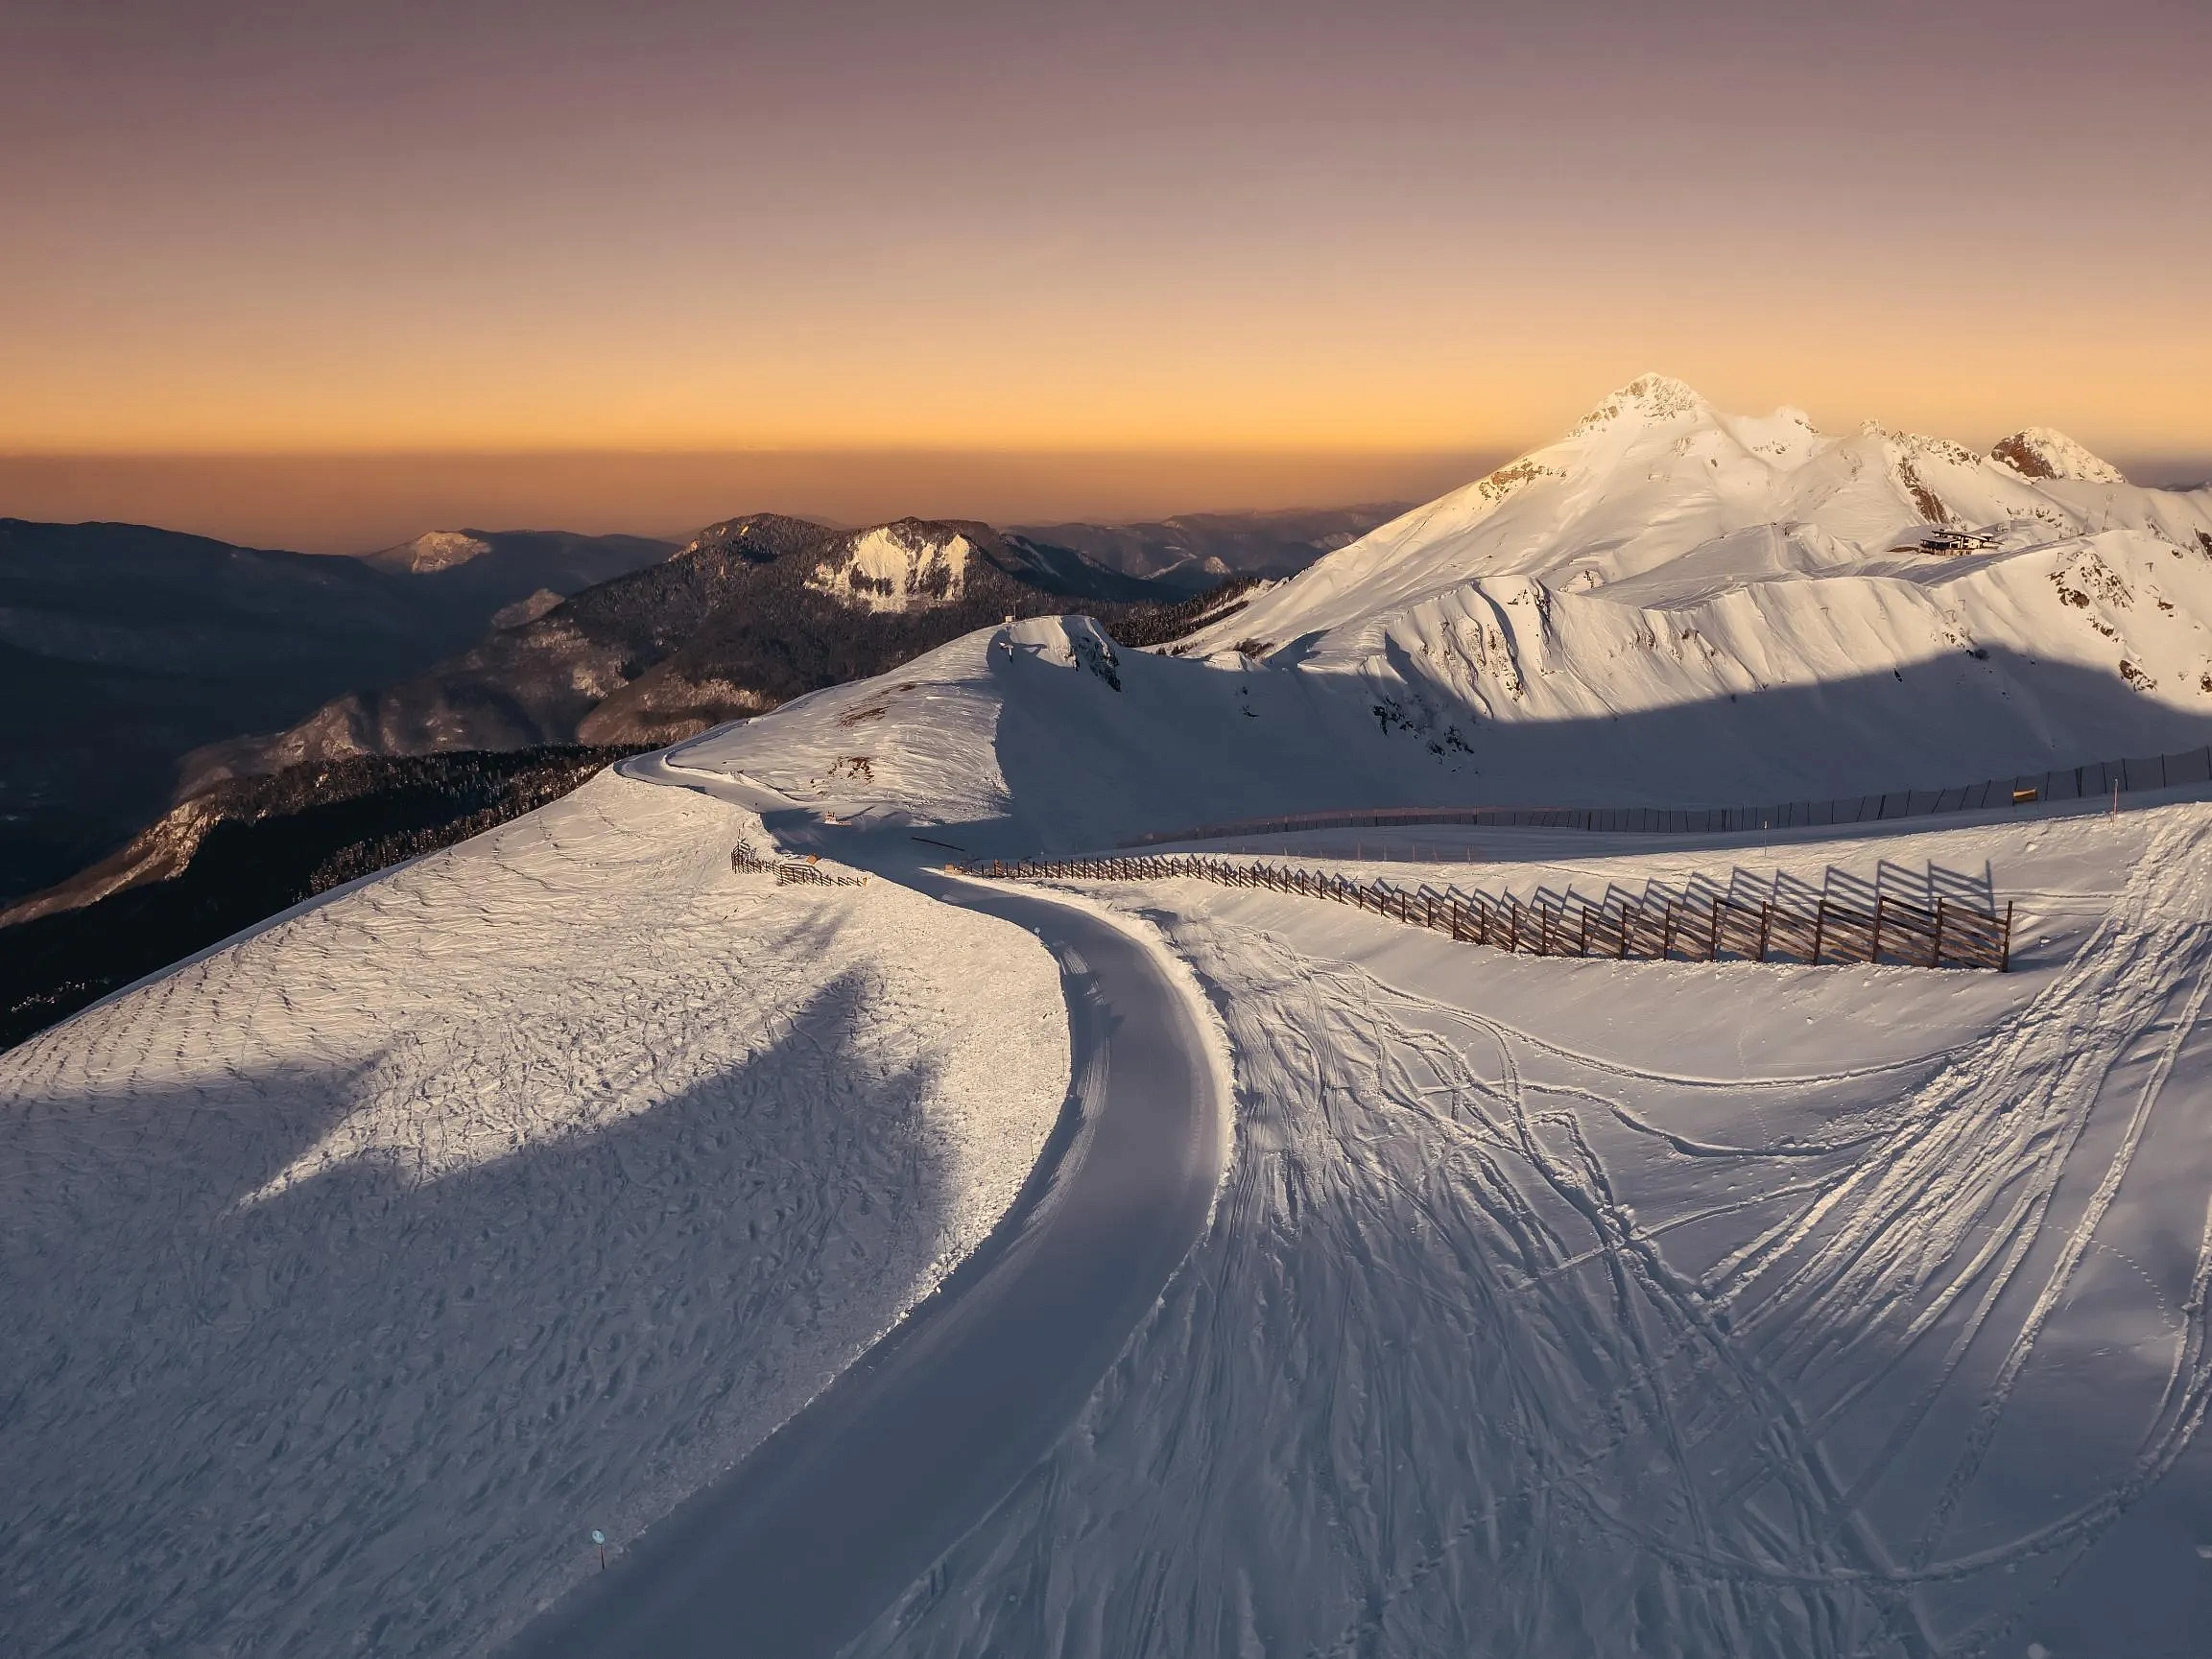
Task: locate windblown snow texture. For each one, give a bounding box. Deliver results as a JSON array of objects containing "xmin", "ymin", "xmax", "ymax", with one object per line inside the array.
[{"xmin": 0, "ymin": 771, "xmax": 1066, "ymax": 1658}]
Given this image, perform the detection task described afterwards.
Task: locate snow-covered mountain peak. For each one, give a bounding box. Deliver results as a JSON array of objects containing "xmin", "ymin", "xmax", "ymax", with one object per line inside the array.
[
  {"xmin": 1991, "ymin": 426, "xmax": 2129, "ymax": 485},
  {"xmin": 1570, "ymin": 372, "xmax": 1709, "ymax": 435},
  {"xmin": 1717, "ymin": 404, "xmax": 1821, "ymax": 459},
  {"xmin": 375, "ymin": 530, "xmax": 494, "ymax": 573},
  {"xmin": 1163, "ymin": 382, "xmax": 2212, "ymax": 748}
]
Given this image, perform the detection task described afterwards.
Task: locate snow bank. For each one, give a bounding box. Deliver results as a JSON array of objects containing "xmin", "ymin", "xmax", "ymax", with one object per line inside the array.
[{"xmin": 0, "ymin": 770, "xmax": 1067, "ymax": 1657}]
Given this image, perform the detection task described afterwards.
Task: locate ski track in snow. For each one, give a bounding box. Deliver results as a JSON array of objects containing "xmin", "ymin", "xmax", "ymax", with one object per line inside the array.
[
  {"xmin": 848, "ymin": 803, "xmax": 2212, "ymax": 1659},
  {"xmin": 0, "ymin": 772, "xmax": 1067, "ymax": 1659}
]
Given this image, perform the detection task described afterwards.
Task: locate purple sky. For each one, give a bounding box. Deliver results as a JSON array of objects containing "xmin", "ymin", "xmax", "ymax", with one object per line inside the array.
[{"xmin": 2, "ymin": 0, "xmax": 2206, "ymax": 541}]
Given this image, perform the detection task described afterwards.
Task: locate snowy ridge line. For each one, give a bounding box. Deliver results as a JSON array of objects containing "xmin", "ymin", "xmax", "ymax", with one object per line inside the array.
[
  {"xmin": 963, "ymin": 854, "xmax": 2012, "ymax": 971},
  {"xmin": 729, "ymin": 841, "xmax": 867, "ymax": 886},
  {"xmin": 1117, "ymin": 742, "xmax": 2212, "ymax": 848}
]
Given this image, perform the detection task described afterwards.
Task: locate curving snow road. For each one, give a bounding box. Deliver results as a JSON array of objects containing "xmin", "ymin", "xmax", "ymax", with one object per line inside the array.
[{"xmin": 502, "ymin": 865, "xmax": 1226, "ymax": 1659}]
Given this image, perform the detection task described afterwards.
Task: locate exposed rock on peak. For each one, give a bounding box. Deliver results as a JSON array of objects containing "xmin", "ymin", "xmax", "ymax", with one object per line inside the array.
[
  {"xmin": 1572, "ymin": 373, "xmax": 1708, "ymax": 434},
  {"xmin": 1991, "ymin": 427, "xmax": 2129, "ymax": 485},
  {"xmin": 807, "ymin": 520, "xmax": 978, "ymax": 613}
]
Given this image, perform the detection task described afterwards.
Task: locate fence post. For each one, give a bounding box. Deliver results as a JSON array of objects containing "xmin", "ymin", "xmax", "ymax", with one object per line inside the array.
[
  {"xmin": 1811, "ymin": 899, "xmax": 1827, "ymax": 966},
  {"xmin": 1757, "ymin": 899, "xmax": 1771, "ymax": 962},
  {"xmin": 1708, "ymin": 898, "xmax": 1723, "ymax": 960},
  {"xmin": 1931, "ymin": 896, "xmax": 1946, "ymax": 969},
  {"xmin": 1871, "ymin": 894, "xmax": 1885, "ymax": 965},
  {"xmin": 2000, "ymin": 901, "xmax": 2013, "ymax": 973},
  {"xmin": 1660, "ymin": 898, "xmax": 1677, "ymax": 960}
]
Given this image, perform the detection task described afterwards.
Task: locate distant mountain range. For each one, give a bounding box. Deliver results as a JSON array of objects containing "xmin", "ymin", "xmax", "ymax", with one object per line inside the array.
[
  {"xmin": 0, "ymin": 518, "xmax": 672, "ymax": 902},
  {"xmin": 0, "ymin": 502, "xmax": 1355, "ymax": 1025},
  {"xmin": 171, "ymin": 514, "xmax": 1234, "ymax": 797},
  {"xmin": 0, "ymin": 503, "xmax": 1369, "ymax": 908},
  {"xmin": 360, "ymin": 527, "xmax": 678, "ymax": 608}
]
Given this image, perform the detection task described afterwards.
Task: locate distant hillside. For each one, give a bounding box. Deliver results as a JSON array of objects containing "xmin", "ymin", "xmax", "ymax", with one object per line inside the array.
[
  {"xmin": 0, "ymin": 519, "xmax": 453, "ymax": 902},
  {"xmin": 0, "ymin": 518, "xmax": 677, "ymax": 901},
  {"xmin": 179, "ymin": 514, "xmax": 1192, "ymax": 790},
  {"xmin": 362, "ymin": 527, "xmax": 676, "ymax": 607},
  {"xmin": 1009, "ymin": 505, "xmax": 1409, "ymax": 592}
]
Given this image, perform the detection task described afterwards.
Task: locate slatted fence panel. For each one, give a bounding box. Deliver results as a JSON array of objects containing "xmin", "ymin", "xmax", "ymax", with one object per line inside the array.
[{"xmin": 963, "ymin": 855, "xmax": 2010, "ymax": 971}]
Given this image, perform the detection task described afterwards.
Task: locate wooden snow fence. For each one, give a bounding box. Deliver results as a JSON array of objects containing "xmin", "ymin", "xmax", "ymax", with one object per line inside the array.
[
  {"xmin": 731, "ymin": 844, "xmax": 868, "ymax": 887},
  {"xmin": 964, "ymin": 854, "xmax": 2010, "ymax": 971}
]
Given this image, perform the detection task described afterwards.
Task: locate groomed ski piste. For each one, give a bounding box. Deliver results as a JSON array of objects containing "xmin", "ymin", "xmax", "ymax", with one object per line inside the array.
[{"xmin": 5, "ymin": 379, "xmax": 2212, "ymax": 1657}]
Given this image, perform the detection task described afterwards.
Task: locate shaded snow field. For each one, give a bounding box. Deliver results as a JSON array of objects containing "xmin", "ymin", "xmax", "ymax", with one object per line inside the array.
[
  {"xmin": 846, "ymin": 799, "xmax": 2212, "ymax": 1659},
  {"xmin": 0, "ymin": 771, "xmax": 1067, "ymax": 1657}
]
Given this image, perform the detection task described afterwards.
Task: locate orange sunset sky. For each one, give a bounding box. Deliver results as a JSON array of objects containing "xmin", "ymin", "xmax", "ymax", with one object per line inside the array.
[{"xmin": 3, "ymin": 0, "xmax": 2207, "ymax": 550}]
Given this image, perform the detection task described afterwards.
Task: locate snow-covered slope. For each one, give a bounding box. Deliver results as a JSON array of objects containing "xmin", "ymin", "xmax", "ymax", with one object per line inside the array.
[
  {"xmin": 678, "ymin": 380, "xmax": 2212, "ymax": 852},
  {"xmin": 0, "ymin": 770, "xmax": 1067, "ymax": 1657},
  {"xmin": 1186, "ymin": 375, "xmax": 2212, "ymax": 726},
  {"xmin": 11, "ymin": 376, "xmax": 2212, "ymax": 1659},
  {"xmin": 846, "ymin": 798, "xmax": 2212, "ymax": 1659}
]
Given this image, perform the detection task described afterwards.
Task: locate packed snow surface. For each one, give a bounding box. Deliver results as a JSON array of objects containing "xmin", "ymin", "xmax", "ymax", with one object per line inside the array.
[
  {"xmin": 838, "ymin": 799, "xmax": 2212, "ymax": 1658},
  {"xmin": 0, "ymin": 770, "xmax": 1066, "ymax": 1657}
]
